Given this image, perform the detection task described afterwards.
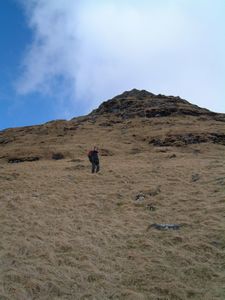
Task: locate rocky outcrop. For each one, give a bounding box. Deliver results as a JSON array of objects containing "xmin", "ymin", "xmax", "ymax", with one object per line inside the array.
[
  {"xmin": 8, "ymin": 156, "xmax": 40, "ymax": 163},
  {"xmin": 149, "ymin": 133, "xmax": 225, "ymax": 147},
  {"xmin": 0, "ymin": 137, "xmax": 13, "ymax": 145},
  {"xmin": 90, "ymin": 89, "xmax": 217, "ymax": 119}
]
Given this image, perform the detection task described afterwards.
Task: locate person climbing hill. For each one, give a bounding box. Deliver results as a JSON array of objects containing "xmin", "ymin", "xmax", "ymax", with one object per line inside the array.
[{"xmin": 88, "ymin": 146, "xmax": 100, "ymax": 173}]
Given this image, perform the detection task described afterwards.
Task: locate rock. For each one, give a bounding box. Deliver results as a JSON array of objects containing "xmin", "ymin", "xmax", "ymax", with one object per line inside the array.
[
  {"xmin": 210, "ymin": 240, "xmax": 224, "ymax": 249},
  {"xmin": 214, "ymin": 114, "xmax": 225, "ymax": 122},
  {"xmin": 0, "ymin": 137, "xmax": 13, "ymax": 144},
  {"xmin": 89, "ymin": 89, "xmax": 217, "ymax": 120},
  {"xmin": 215, "ymin": 177, "xmax": 225, "ymax": 186},
  {"xmin": 146, "ymin": 203, "xmax": 156, "ymax": 211},
  {"xmin": 117, "ymin": 193, "xmax": 123, "ymax": 199},
  {"xmin": 169, "ymin": 154, "xmax": 176, "ymax": 159},
  {"xmin": 52, "ymin": 153, "xmax": 64, "ymax": 160},
  {"xmin": 149, "ymin": 133, "xmax": 225, "ymax": 147},
  {"xmin": 211, "ymin": 133, "xmax": 225, "ymax": 145},
  {"xmin": 8, "ymin": 156, "xmax": 40, "ymax": 163},
  {"xmin": 148, "ymin": 223, "xmax": 182, "ymax": 230},
  {"xmin": 192, "ymin": 174, "xmax": 200, "ymax": 182},
  {"xmin": 135, "ymin": 192, "xmax": 145, "ymax": 203}
]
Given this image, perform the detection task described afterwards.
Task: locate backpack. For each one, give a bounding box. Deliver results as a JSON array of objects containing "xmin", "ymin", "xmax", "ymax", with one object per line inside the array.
[{"xmin": 88, "ymin": 150, "xmax": 93, "ymax": 162}]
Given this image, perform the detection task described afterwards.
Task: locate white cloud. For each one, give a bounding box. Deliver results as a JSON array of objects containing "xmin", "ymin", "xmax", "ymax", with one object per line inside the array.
[{"xmin": 17, "ymin": 0, "xmax": 225, "ymax": 115}]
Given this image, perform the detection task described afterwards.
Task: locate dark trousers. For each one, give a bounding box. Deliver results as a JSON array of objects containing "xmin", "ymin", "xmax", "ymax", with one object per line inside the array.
[{"xmin": 92, "ymin": 162, "xmax": 100, "ymax": 173}]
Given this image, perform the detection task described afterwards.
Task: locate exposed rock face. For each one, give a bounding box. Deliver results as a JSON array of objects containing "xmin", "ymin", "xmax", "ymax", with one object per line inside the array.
[
  {"xmin": 149, "ymin": 133, "xmax": 225, "ymax": 147},
  {"xmin": 8, "ymin": 156, "xmax": 40, "ymax": 163},
  {"xmin": 90, "ymin": 89, "xmax": 216, "ymax": 119},
  {"xmin": 0, "ymin": 137, "xmax": 13, "ymax": 144}
]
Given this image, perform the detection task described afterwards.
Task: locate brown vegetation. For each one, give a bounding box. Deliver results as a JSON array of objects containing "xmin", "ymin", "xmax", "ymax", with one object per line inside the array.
[{"xmin": 0, "ymin": 90, "xmax": 225, "ymax": 299}]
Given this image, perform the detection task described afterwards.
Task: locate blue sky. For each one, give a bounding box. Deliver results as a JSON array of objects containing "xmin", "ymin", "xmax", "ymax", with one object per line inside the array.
[
  {"xmin": 0, "ymin": 0, "xmax": 59, "ymax": 129},
  {"xmin": 0, "ymin": 0, "xmax": 225, "ymax": 130}
]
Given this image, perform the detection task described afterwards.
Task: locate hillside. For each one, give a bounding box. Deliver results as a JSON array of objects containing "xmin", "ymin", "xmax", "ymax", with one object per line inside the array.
[{"xmin": 0, "ymin": 89, "xmax": 225, "ymax": 300}]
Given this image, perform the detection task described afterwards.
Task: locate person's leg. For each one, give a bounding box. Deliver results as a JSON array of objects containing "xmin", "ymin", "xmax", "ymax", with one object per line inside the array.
[
  {"xmin": 96, "ymin": 163, "xmax": 100, "ymax": 173},
  {"xmin": 92, "ymin": 162, "xmax": 95, "ymax": 173}
]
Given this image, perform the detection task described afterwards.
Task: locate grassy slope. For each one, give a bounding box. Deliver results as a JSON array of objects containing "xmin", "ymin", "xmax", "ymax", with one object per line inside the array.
[{"xmin": 0, "ymin": 115, "xmax": 225, "ymax": 299}]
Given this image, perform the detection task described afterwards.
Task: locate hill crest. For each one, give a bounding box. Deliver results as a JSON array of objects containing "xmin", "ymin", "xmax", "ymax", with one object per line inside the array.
[{"xmin": 89, "ymin": 89, "xmax": 217, "ymax": 119}]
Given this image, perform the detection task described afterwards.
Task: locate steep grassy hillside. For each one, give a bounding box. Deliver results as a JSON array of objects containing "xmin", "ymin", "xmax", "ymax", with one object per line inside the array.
[{"xmin": 0, "ymin": 90, "xmax": 225, "ymax": 299}]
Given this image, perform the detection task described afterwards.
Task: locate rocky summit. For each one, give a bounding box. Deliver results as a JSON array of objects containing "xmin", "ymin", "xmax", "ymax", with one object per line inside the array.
[
  {"xmin": 90, "ymin": 88, "xmax": 219, "ymax": 119},
  {"xmin": 0, "ymin": 89, "xmax": 225, "ymax": 299}
]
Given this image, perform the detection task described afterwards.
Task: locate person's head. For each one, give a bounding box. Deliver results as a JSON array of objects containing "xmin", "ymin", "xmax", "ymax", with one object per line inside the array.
[{"xmin": 93, "ymin": 146, "xmax": 98, "ymax": 151}]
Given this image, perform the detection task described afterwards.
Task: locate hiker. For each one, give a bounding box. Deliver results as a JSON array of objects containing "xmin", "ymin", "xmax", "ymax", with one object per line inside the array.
[{"xmin": 88, "ymin": 146, "xmax": 100, "ymax": 173}]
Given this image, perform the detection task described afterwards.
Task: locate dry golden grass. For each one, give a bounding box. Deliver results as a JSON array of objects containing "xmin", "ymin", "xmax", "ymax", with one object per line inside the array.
[{"xmin": 0, "ymin": 114, "xmax": 225, "ymax": 299}]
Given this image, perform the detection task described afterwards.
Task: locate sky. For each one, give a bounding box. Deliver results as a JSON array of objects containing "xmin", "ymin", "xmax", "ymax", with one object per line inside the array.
[{"xmin": 0, "ymin": 0, "xmax": 225, "ymax": 130}]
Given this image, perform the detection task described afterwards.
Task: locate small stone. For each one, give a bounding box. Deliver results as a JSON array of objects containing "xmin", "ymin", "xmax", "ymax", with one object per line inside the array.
[
  {"xmin": 135, "ymin": 193, "xmax": 145, "ymax": 202},
  {"xmin": 52, "ymin": 153, "xmax": 64, "ymax": 160},
  {"xmin": 148, "ymin": 223, "xmax": 182, "ymax": 230},
  {"xmin": 192, "ymin": 174, "xmax": 200, "ymax": 182},
  {"xmin": 146, "ymin": 203, "xmax": 156, "ymax": 211}
]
